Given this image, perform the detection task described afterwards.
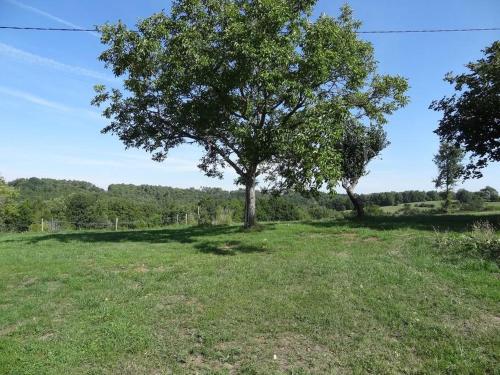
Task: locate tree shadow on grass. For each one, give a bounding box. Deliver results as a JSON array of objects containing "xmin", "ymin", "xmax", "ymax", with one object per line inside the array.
[
  {"xmin": 17, "ymin": 223, "xmax": 277, "ymax": 246},
  {"xmin": 195, "ymin": 240, "xmax": 269, "ymax": 256},
  {"xmin": 306, "ymin": 213, "xmax": 500, "ymax": 233}
]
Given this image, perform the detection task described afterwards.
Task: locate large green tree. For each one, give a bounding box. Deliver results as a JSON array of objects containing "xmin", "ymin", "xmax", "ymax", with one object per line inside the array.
[
  {"xmin": 93, "ymin": 0, "xmax": 407, "ymax": 227},
  {"xmin": 430, "ymin": 41, "xmax": 500, "ymax": 178},
  {"xmin": 433, "ymin": 142, "xmax": 464, "ymax": 211}
]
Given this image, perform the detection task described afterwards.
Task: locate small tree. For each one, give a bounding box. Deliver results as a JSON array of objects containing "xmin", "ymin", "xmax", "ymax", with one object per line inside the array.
[
  {"xmin": 93, "ymin": 1, "xmax": 407, "ymax": 228},
  {"xmin": 433, "ymin": 142, "xmax": 464, "ymax": 211},
  {"xmin": 430, "ymin": 41, "xmax": 500, "ymax": 178},
  {"xmin": 339, "ymin": 122, "xmax": 389, "ymax": 217}
]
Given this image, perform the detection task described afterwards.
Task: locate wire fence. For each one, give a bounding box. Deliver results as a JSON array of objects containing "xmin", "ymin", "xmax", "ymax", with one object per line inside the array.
[{"xmin": 38, "ymin": 213, "xmax": 201, "ymax": 233}]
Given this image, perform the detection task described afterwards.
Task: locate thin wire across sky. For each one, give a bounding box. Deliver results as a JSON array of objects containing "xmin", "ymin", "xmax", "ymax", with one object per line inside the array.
[{"xmin": 0, "ymin": 25, "xmax": 499, "ymax": 34}]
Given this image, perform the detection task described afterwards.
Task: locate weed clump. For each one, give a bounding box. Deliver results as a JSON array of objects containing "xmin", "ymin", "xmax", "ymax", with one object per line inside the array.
[{"xmin": 436, "ymin": 221, "xmax": 500, "ymax": 263}]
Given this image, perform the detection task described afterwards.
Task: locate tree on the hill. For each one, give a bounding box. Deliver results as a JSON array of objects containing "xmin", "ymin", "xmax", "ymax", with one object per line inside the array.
[
  {"xmin": 430, "ymin": 41, "xmax": 500, "ymax": 178},
  {"xmin": 455, "ymin": 189, "xmax": 473, "ymax": 204},
  {"xmin": 479, "ymin": 186, "xmax": 499, "ymax": 202},
  {"xmin": 93, "ymin": 0, "xmax": 408, "ymax": 228},
  {"xmin": 0, "ymin": 176, "xmax": 17, "ymax": 230},
  {"xmin": 0, "ymin": 176, "xmax": 16, "ymax": 205},
  {"xmin": 433, "ymin": 142, "xmax": 464, "ymax": 211},
  {"xmin": 66, "ymin": 193, "xmax": 106, "ymax": 229},
  {"xmin": 339, "ymin": 122, "xmax": 389, "ymax": 217}
]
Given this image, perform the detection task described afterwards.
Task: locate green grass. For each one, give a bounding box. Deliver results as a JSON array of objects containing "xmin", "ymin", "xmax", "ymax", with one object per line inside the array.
[
  {"xmin": 380, "ymin": 200, "xmax": 442, "ymax": 214},
  {"xmin": 1, "ymin": 214, "xmax": 499, "ymax": 374},
  {"xmin": 380, "ymin": 200, "xmax": 500, "ymax": 214}
]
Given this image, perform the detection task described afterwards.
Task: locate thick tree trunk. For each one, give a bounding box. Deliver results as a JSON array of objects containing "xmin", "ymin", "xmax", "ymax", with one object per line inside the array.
[
  {"xmin": 345, "ymin": 187, "xmax": 364, "ymax": 218},
  {"xmin": 244, "ymin": 177, "xmax": 257, "ymax": 228}
]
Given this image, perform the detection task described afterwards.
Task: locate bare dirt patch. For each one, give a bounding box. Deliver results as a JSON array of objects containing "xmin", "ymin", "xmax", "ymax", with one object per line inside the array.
[
  {"xmin": 46, "ymin": 280, "xmax": 63, "ymax": 292},
  {"xmin": 39, "ymin": 332, "xmax": 55, "ymax": 341},
  {"xmin": 445, "ymin": 311, "xmax": 500, "ymax": 336},
  {"xmin": 209, "ymin": 333, "xmax": 342, "ymax": 374},
  {"xmin": 154, "ymin": 295, "xmax": 203, "ymax": 313},
  {"xmin": 135, "ymin": 264, "xmax": 150, "ymax": 273},
  {"xmin": 362, "ymin": 236, "xmax": 380, "ymax": 242},
  {"xmin": 0, "ymin": 323, "xmax": 19, "ymax": 337},
  {"xmin": 20, "ymin": 277, "xmax": 38, "ymax": 287}
]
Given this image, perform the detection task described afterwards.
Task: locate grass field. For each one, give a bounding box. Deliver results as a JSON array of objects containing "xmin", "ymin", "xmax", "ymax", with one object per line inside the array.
[
  {"xmin": 1, "ymin": 214, "xmax": 499, "ymax": 374},
  {"xmin": 380, "ymin": 200, "xmax": 500, "ymax": 214}
]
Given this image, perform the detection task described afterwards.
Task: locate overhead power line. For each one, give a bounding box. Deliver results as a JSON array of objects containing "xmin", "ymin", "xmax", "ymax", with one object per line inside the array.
[
  {"xmin": 0, "ymin": 26, "xmax": 98, "ymax": 32},
  {"xmin": 0, "ymin": 25, "xmax": 499, "ymax": 34},
  {"xmin": 357, "ymin": 27, "xmax": 500, "ymax": 34}
]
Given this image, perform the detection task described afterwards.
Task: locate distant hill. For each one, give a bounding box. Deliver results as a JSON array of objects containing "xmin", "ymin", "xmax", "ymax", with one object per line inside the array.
[
  {"xmin": 2, "ymin": 176, "xmax": 497, "ymax": 232},
  {"xmin": 9, "ymin": 178, "xmax": 103, "ymax": 200},
  {"xmin": 107, "ymin": 184, "xmax": 245, "ymax": 204}
]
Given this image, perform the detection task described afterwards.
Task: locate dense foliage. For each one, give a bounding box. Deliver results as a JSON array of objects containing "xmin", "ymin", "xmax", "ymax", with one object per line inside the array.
[
  {"xmin": 430, "ymin": 41, "xmax": 500, "ymax": 178},
  {"xmin": 0, "ymin": 177, "xmax": 497, "ymax": 232},
  {"xmin": 93, "ymin": 0, "xmax": 408, "ymax": 227},
  {"xmin": 339, "ymin": 122, "xmax": 389, "ymax": 217}
]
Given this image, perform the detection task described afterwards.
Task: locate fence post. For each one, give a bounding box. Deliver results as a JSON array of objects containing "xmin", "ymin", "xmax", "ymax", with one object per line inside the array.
[
  {"xmin": 115, "ymin": 217, "xmax": 118, "ymax": 231},
  {"xmin": 176, "ymin": 214, "xmax": 179, "ymax": 225},
  {"xmin": 197, "ymin": 206, "xmax": 200, "ymax": 222},
  {"xmin": 41, "ymin": 218, "xmax": 44, "ymax": 232},
  {"xmin": 185, "ymin": 213, "xmax": 188, "ymax": 225}
]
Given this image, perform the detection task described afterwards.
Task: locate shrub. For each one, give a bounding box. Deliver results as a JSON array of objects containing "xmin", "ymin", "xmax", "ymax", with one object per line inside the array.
[
  {"xmin": 214, "ymin": 207, "xmax": 233, "ymax": 225},
  {"xmin": 460, "ymin": 195, "xmax": 485, "ymax": 212},
  {"xmin": 435, "ymin": 221, "xmax": 500, "ymax": 263},
  {"xmin": 396, "ymin": 203, "xmax": 420, "ymax": 216},
  {"xmin": 307, "ymin": 205, "xmax": 334, "ymax": 220},
  {"xmin": 365, "ymin": 205, "xmax": 384, "ymax": 216},
  {"xmin": 416, "ymin": 203, "xmax": 435, "ymax": 208}
]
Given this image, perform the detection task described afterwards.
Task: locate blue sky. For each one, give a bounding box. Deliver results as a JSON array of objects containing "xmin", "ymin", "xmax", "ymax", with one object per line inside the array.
[{"xmin": 0, "ymin": 0, "xmax": 499, "ymax": 193}]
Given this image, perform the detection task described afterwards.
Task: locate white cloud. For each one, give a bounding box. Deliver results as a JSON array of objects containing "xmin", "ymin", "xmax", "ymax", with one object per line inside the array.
[
  {"xmin": 5, "ymin": 0, "xmax": 99, "ymax": 37},
  {"xmin": 0, "ymin": 85, "xmax": 103, "ymax": 120},
  {"xmin": 0, "ymin": 42, "xmax": 114, "ymax": 82},
  {"xmin": 0, "ymin": 86, "xmax": 71, "ymax": 111}
]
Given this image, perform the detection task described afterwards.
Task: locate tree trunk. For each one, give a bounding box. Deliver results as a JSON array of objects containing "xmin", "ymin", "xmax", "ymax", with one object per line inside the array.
[
  {"xmin": 244, "ymin": 176, "xmax": 257, "ymax": 228},
  {"xmin": 345, "ymin": 187, "xmax": 364, "ymax": 218},
  {"xmin": 443, "ymin": 186, "xmax": 452, "ymax": 212}
]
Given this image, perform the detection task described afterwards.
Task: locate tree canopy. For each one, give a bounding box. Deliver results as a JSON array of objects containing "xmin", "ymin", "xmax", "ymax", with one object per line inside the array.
[
  {"xmin": 338, "ymin": 122, "xmax": 389, "ymax": 217},
  {"xmin": 93, "ymin": 0, "xmax": 408, "ymax": 227},
  {"xmin": 430, "ymin": 41, "xmax": 500, "ymax": 178}
]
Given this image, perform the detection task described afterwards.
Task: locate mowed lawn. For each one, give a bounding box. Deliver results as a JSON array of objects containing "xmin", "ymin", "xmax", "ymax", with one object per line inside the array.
[{"xmin": 0, "ymin": 215, "xmax": 499, "ymax": 374}]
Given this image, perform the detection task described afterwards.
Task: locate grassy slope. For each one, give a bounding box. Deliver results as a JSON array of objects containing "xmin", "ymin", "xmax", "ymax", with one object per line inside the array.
[
  {"xmin": 381, "ymin": 200, "xmax": 500, "ymax": 214},
  {"xmin": 0, "ymin": 214, "xmax": 499, "ymax": 374}
]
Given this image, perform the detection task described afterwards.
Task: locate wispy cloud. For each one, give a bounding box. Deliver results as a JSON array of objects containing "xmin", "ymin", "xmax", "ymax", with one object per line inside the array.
[
  {"xmin": 0, "ymin": 85, "xmax": 103, "ymax": 120},
  {"xmin": 0, "ymin": 42, "xmax": 114, "ymax": 82},
  {"xmin": 0, "ymin": 86, "xmax": 71, "ymax": 111},
  {"xmin": 5, "ymin": 0, "xmax": 99, "ymax": 37},
  {"xmin": 59, "ymin": 156, "xmax": 201, "ymax": 172}
]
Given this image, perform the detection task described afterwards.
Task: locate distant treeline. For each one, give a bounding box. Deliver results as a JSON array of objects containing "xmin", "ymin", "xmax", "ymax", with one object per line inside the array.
[{"xmin": 0, "ymin": 177, "xmax": 497, "ymax": 232}]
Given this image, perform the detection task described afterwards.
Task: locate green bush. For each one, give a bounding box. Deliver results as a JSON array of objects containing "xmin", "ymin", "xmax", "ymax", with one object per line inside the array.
[
  {"xmin": 460, "ymin": 195, "xmax": 485, "ymax": 212},
  {"xmin": 396, "ymin": 203, "xmax": 420, "ymax": 216},
  {"xmin": 365, "ymin": 205, "xmax": 384, "ymax": 216},
  {"xmin": 436, "ymin": 221, "xmax": 500, "ymax": 263},
  {"xmin": 307, "ymin": 205, "xmax": 334, "ymax": 220},
  {"xmin": 416, "ymin": 203, "xmax": 435, "ymax": 208}
]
